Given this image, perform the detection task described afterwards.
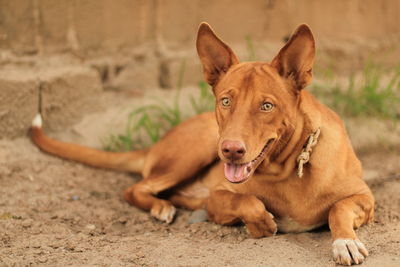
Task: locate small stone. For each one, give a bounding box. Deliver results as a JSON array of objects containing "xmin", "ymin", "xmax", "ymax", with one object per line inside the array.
[
  {"xmin": 22, "ymin": 219, "xmax": 33, "ymax": 228},
  {"xmin": 31, "ymin": 241, "xmax": 41, "ymax": 248},
  {"xmin": 212, "ymin": 225, "xmax": 220, "ymax": 231},
  {"xmin": 49, "ymin": 243, "xmax": 59, "ymax": 249},
  {"xmin": 85, "ymin": 224, "xmax": 96, "ymax": 230},
  {"xmin": 74, "ymin": 245, "xmax": 85, "ymax": 252},
  {"xmin": 66, "ymin": 244, "xmax": 76, "ymax": 251},
  {"xmin": 71, "ymin": 195, "xmax": 80, "ymax": 201},
  {"xmin": 117, "ymin": 217, "xmax": 128, "ymax": 224},
  {"xmin": 77, "ymin": 233, "xmax": 87, "ymax": 239},
  {"xmin": 38, "ymin": 257, "xmax": 48, "ymax": 263},
  {"xmin": 237, "ymin": 235, "xmax": 246, "ymax": 242},
  {"xmin": 189, "ymin": 227, "xmax": 198, "ymax": 234},
  {"xmin": 187, "ymin": 209, "xmax": 208, "ymax": 224},
  {"xmin": 55, "ymin": 235, "xmax": 65, "ymax": 240}
]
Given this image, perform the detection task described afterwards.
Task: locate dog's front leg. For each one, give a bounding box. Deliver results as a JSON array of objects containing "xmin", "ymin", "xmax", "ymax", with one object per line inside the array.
[
  {"xmin": 328, "ymin": 193, "xmax": 374, "ymax": 265},
  {"xmin": 207, "ymin": 190, "xmax": 277, "ymax": 238}
]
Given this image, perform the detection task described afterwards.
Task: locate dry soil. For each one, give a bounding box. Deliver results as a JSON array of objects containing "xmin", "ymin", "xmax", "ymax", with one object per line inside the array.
[{"xmin": 1, "ymin": 90, "xmax": 399, "ymax": 267}]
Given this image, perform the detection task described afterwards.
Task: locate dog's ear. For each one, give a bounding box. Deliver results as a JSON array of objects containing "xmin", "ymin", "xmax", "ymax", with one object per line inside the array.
[
  {"xmin": 197, "ymin": 22, "xmax": 239, "ymax": 86},
  {"xmin": 271, "ymin": 24, "xmax": 315, "ymax": 91}
]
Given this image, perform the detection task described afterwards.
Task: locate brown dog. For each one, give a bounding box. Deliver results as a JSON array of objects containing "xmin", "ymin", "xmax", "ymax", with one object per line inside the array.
[{"xmin": 31, "ymin": 23, "xmax": 374, "ymax": 265}]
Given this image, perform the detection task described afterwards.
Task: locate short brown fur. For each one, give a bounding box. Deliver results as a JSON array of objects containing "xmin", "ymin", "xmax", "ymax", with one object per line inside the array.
[{"xmin": 31, "ymin": 23, "xmax": 374, "ymax": 265}]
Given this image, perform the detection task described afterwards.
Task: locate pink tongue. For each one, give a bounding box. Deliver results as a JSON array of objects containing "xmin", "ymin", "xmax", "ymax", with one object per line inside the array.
[{"xmin": 224, "ymin": 163, "xmax": 250, "ymax": 183}]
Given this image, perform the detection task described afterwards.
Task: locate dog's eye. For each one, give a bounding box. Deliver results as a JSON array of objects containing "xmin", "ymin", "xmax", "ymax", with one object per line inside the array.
[
  {"xmin": 221, "ymin": 97, "xmax": 231, "ymax": 107},
  {"xmin": 261, "ymin": 102, "xmax": 274, "ymax": 111}
]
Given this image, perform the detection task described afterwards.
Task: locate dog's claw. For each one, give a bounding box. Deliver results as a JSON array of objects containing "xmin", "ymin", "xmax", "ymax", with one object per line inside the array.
[
  {"xmin": 245, "ymin": 211, "xmax": 277, "ymax": 238},
  {"xmin": 150, "ymin": 200, "xmax": 176, "ymax": 224},
  {"xmin": 332, "ymin": 239, "xmax": 368, "ymax": 265}
]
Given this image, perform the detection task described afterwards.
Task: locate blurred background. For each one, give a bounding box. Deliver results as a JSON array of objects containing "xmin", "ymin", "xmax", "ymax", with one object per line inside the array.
[
  {"xmin": 0, "ymin": 0, "xmax": 399, "ymax": 161},
  {"xmin": 1, "ymin": 1, "xmax": 400, "ymax": 266},
  {"xmin": 1, "ymin": 0, "xmax": 399, "ymax": 142}
]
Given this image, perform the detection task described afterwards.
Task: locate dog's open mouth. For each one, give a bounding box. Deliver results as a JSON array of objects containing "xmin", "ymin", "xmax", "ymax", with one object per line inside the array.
[{"xmin": 223, "ymin": 139, "xmax": 275, "ymax": 183}]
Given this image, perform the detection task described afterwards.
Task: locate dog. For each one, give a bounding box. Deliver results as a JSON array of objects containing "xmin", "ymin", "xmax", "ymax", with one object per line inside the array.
[{"xmin": 31, "ymin": 23, "xmax": 374, "ymax": 265}]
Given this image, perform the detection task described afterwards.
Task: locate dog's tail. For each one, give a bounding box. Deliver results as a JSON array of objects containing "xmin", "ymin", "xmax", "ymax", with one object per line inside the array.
[{"xmin": 30, "ymin": 114, "xmax": 148, "ymax": 173}]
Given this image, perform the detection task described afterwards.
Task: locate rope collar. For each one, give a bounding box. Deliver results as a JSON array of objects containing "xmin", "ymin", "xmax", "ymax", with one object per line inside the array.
[{"xmin": 296, "ymin": 128, "xmax": 321, "ymax": 177}]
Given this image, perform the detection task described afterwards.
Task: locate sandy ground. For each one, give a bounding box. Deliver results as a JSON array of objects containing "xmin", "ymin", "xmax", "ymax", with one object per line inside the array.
[{"xmin": 1, "ymin": 90, "xmax": 400, "ymax": 266}]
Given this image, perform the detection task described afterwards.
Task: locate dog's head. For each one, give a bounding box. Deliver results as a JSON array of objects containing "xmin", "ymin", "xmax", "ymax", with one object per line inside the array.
[{"xmin": 196, "ymin": 23, "xmax": 315, "ymax": 183}]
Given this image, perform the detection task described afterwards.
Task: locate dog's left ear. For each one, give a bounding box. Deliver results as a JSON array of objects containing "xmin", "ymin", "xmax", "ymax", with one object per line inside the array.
[
  {"xmin": 196, "ymin": 22, "xmax": 239, "ymax": 86},
  {"xmin": 271, "ymin": 24, "xmax": 315, "ymax": 91}
]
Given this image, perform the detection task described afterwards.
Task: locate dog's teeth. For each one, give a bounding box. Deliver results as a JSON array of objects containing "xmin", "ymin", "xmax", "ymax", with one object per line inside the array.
[{"xmin": 250, "ymin": 141, "xmax": 270, "ymax": 164}]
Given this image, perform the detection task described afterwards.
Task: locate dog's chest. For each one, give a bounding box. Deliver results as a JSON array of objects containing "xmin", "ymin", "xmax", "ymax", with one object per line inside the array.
[{"xmin": 275, "ymin": 216, "xmax": 324, "ymax": 233}]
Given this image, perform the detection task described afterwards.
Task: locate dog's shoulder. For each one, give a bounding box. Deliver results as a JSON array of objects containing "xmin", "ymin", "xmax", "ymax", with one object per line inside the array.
[
  {"xmin": 301, "ymin": 90, "xmax": 349, "ymax": 140},
  {"xmin": 301, "ymin": 90, "xmax": 363, "ymax": 180}
]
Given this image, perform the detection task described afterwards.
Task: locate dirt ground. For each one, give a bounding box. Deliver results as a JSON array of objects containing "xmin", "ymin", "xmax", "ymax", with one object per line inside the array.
[{"xmin": 1, "ymin": 90, "xmax": 400, "ymax": 267}]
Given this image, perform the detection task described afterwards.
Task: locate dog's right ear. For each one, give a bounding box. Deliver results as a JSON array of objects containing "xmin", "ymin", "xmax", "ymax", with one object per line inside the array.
[
  {"xmin": 196, "ymin": 23, "xmax": 239, "ymax": 86},
  {"xmin": 271, "ymin": 24, "xmax": 315, "ymax": 92}
]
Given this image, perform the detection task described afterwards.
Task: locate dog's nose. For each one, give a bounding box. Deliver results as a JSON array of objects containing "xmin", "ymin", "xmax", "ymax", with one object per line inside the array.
[{"xmin": 221, "ymin": 140, "xmax": 246, "ymax": 160}]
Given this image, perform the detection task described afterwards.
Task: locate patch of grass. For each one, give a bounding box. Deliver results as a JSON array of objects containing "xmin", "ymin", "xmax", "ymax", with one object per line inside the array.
[
  {"xmin": 102, "ymin": 80, "xmax": 215, "ymax": 151},
  {"xmin": 103, "ymin": 60, "xmax": 187, "ymax": 151},
  {"xmin": 190, "ymin": 81, "xmax": 215, "ymax": 114},
  {"xmin": 0, "ymin": 213, "xmax": 22, "ymax": 220},
  {"xmin": 311, "ymin": 64, "xmax": 400, "ymax": 119},
  {"xmin": 245, "ymin": 35, "xmax": 257, "ymax": 61},
  {"xmin": 102, "ymin": 93, "xmax": 183, "ymax": 151}
]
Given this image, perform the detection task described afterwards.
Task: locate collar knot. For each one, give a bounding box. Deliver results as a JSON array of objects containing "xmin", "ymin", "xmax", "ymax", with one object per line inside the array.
[{"xmin": 296, "ymin": 128, "xmax": 321, "ymax": 178}]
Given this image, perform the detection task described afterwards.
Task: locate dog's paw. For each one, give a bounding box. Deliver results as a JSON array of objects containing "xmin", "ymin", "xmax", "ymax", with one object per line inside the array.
[
  {"xmin": 332, "ymin": 239, "xmax": 368, "ymax": 265},
  {"xmin": 150, "ymin": 200, "xmax": 176, "ymax": 224},
  {"xmin": 123, "ymin": 186, "xmax": 135, "ymax": 205},
  {"xmin": 245, "ymin": 212, "xmax": 277, "ymax": 238}
]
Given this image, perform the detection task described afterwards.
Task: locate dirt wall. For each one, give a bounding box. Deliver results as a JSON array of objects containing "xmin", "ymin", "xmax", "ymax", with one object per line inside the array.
[
  {"xmin": 1, "ymin": 0, "xmax": 399, "ymax": 64},
  {"xmin": 1, "ymin": 1, "xmax": 399, "ymax": 52}
]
